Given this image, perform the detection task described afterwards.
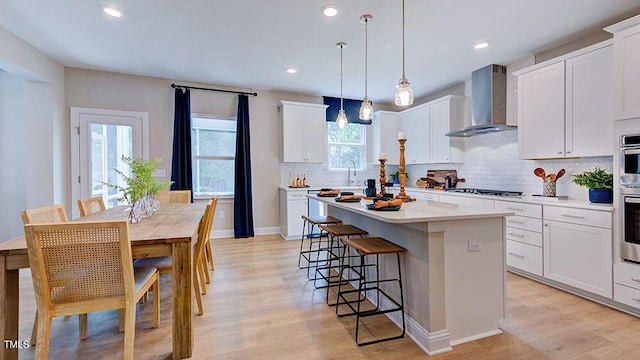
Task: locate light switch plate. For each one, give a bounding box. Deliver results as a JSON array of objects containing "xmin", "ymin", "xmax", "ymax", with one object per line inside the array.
[{"xmin": 468, "ymin": 240, "xmax": 481, "ymax": 252}]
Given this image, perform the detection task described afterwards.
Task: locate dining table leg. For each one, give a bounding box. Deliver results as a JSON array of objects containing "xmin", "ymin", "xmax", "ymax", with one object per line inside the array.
[
  {"xmin": 172, "ymin": 241, "xmax": 193, "ymax": 359},
  {"xmin": 0, "ymin": 258, "xmax": 20, "ymax": 360}
]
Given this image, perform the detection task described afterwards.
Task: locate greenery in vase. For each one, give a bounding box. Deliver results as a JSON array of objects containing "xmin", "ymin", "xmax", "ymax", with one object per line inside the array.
[
  {"xmin": 572, "ymin": 166, "xmax": 613, "ymax": 190},
  {"xmin": 390, "ymin": 170, "xmax": 409, "ymax": 180},
  {"xmin": 103, "ymin": 156, "xmax": 173, "ymax": 205}
]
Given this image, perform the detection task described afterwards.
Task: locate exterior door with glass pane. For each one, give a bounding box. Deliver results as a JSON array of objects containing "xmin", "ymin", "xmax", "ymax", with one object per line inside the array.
[{"xmin": 71, "ymin": 107, "xmax": 148, "ymax": 219}]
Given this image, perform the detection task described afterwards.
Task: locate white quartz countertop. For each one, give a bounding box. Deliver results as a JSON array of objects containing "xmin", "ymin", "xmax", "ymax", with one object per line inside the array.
[
  {"xmin": 279, "ymin": 186, "xmax": 365, "ymax": 192},
  {"xmin": 309, "ymin": 194, "xmax": 514, "ymax": 224},
  {"xmin": 404, "ymin": 187, "xmax": 615, "ymax": 212}
]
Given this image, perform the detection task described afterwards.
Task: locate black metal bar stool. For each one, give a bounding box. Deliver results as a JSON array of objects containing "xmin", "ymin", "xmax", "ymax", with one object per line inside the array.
[
  {"xmin": 298, "ymin": 215, "xmax": 342, "ymax": 279},
  {"xmin": 314, "ymin": 224, "xmax": 368, "ymax": 304},
  {"xmin": 335, "ymin": 237, "xmax": 406, "ymax": 346}
]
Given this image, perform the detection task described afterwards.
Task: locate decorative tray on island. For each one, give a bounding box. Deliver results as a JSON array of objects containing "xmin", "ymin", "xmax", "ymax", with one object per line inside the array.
[
  {"xmin": 366, "ymin": 204, "xmax": 401, "ymax": 211},
  {"xmin": 335, "ymin": 198, "xmax": 362, "ymax": 203}
]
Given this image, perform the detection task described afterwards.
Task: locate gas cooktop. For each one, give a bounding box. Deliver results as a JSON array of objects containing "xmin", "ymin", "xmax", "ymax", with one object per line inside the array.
[{"xmin": 444, "ymin": 188, "xmax": 523, "ymax": 197}]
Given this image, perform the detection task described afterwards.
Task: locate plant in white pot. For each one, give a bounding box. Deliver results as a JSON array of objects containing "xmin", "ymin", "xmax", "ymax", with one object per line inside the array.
[{"xmin": 572, "ymin": 167, "xmax": 613, "ymax": 203}]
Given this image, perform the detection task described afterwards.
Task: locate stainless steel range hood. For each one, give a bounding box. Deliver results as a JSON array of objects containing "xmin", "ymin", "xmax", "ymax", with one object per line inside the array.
[{"xmin": 446, "ymin": 64, "xmax": 516, "ymax": 137}]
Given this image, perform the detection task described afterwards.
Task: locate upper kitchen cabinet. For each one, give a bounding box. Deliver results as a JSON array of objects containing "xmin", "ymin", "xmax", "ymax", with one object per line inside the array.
[
  {"xmin": 605, "ymin": 15, "xmax": 640, "ymax": 120},
  {"xmin": 372, "ymin": 111, "xmax": 400, "ymax": 165},
  {"xmin": 515, "ymin": 41, "xmax": 613, "ymax": 159},
  {"xmin": 280, "ymin": 101, "xmax": 328, "ymax": 163},
  {"xmin": 398, "ymin": 95, "xmax": 465, "ymax": 165}
]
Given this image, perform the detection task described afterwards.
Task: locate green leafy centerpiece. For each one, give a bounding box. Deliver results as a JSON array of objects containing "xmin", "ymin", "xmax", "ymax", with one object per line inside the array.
[
  {"xmin": 572, "ymin": 166, "xmax": 613, "ymax": 203},
  {"xmin": 104, "ymin": 156, "xmax": 173, "ymax": 223}
]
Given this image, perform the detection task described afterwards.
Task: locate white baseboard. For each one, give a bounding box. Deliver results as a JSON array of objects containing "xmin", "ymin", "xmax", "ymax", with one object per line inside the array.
[
  {"xmin": 366, "ymin": 289, "xmax": 452, "ymax": 355},
  {"xmin": 211, "ymin": 226, "xmax": 280, "ymax": 239}
]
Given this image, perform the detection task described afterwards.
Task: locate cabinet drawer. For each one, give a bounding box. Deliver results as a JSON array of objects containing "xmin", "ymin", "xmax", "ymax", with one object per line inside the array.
[
  {"xmin": 505, "ymin": 216, "xmax": 542, "ymax": 233},
  {"xmin": 506, "ymin": 240, "xmax": 542, "ymax": 276},
  {"xmin": 506, "ymin": 227, "xmax": 542, "ymax": 247},
  {"xmin": 614, "ymin": 283, "xmax": 640, "ymax": 309},
  {"xmin": 543, "ymin": 206, "xmax": 611, "ymax": 228},
  {"xmin": 614, "ymin": 264, "xmax": 640, "ymax": 290},
  {"xmin": 287, "ymin": 191, "xmax": 308, "ymax": 200},
  {"xmin": 495, "ymin": 200, "xmax": 542, "ymax": 218}
]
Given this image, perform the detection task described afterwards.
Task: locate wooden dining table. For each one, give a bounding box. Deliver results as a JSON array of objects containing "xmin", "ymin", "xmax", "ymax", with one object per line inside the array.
[{"xmin": 0, "ymin": 202, "xmax": 207, "ymax": 360}]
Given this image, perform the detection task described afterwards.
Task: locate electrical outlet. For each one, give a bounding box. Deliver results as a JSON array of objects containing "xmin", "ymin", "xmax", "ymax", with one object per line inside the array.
[
  {"xmin": 468, "ymin": 240, "xmax": 481, "ymax": 252},
  {"xmin": 219, "ymin": 210, "xmax": 224, "ymax": 219}
]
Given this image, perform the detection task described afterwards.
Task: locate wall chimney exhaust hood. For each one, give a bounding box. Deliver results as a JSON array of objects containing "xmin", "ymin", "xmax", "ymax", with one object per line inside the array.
[{"xmin": 446, "ymin": 64, "xmax": 516, "ymax": 137}]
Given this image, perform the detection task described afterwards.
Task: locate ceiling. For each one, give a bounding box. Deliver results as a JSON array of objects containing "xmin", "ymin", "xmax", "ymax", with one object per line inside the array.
[{"xmin": 1, "ymin": 0, "xmax": 639, "ymax": 104}]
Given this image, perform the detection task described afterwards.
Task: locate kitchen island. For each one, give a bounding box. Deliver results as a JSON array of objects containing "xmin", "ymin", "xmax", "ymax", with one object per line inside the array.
[{"xmin": 311, "ymin": 195, "xmax": 514, "ymax": 355}]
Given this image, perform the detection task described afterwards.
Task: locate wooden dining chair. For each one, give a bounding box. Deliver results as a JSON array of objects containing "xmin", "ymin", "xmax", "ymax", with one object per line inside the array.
[
  {"xmin": 77, "ymin": 196, "xmax": 106, "ymax": 217},
  {"xmin": 155, "ymin": 190, "xmax": 191, "ymax": 205},
  {"xmin": 21, "ymin": 204, "xmax": 87, "ymax": 345},
  {"xmin": 202, "ymin": 197, "xmax": 218, "ymax": 283},
  {"xmin": 133, "ymin": 200, "xmax": 213, "ymax": 315},
  {"xmin": 24, "ymin": 220, "xmax": 159, "ymax": 360}
]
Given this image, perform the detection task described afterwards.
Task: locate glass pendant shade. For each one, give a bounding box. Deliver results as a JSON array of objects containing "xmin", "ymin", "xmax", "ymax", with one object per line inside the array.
[
  {"xmin": 395, "ymin": 76, "xmax": 414, "ymax": 106},
  {"xmin": 336, "ymin": 109, "xmax": 348, "ymax": 128},
  {"xmin": 359, "ymin": 98, "xmax": 374, "ymax": 120}
]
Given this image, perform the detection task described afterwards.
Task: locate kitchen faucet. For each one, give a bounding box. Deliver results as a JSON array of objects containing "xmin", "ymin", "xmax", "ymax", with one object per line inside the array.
[{"xmin": 347, "ymin": 160, "xmax": 357, "ymax": 186}]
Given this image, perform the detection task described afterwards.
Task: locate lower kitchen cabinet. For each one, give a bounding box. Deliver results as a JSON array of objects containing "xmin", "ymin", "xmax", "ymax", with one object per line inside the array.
[
  {"xmin": 543, "ymin": 219, "xmax": 612, "ymax": 298},
  {"xmin": 506, "ymin": 240, "xmax": 543, "ymax": 276},
  {"xmin": 279, "ymin": 189, "xmax": 308, "ymax": 240},
  {"xmin": 614, "ymin": 264, "xmax": 640, "ymax": 309}
]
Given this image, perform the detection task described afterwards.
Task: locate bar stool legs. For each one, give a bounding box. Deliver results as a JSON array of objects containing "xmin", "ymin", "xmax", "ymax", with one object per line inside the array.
[
  {"xmin": 297, "ymin": 215, "xmax": 342, "ymax": 280},
  {"xmin": 335, "ymin": 237, "xmax": 406, "ymax": 346}
]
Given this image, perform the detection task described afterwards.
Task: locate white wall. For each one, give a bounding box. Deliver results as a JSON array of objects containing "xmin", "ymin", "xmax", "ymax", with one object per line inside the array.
[
  {"xmin": 65, "ymin": 68, "xmax": 338, "ymax": 234},
  {"xmin": 0, "ymin": 25, "xmax": 65, "ymax": 241}
]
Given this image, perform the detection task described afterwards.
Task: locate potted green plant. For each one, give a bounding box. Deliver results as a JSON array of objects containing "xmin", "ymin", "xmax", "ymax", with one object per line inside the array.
[
  {"xmin": 572, "ymin": 166, "xmax": 613, "ymax": 203},
  {"xmin": 104, "ymin": 156, "xmax": 173, "ymax": 222},
  {"xmin": 389, "ymin": 170, "xmax": 409, "ymax": 185}
]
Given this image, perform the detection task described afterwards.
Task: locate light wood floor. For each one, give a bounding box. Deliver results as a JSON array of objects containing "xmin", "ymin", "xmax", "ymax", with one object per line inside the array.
[{"xmin": 14, "ymin": 234, "xmax": 640, "ymax": 359}]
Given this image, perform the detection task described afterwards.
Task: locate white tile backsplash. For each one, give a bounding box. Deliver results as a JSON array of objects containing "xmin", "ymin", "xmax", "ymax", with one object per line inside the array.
[{"xmin": 407, "ymin": 130, "xmax": 612, "ymax": 201}]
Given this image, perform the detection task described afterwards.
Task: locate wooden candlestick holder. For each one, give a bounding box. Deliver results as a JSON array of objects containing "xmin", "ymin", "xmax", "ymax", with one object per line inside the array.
[
  {"xmin": 395, "ymin": 138, "xmax": 413, "ymax": 202},
  {"xmin": 378, "ymin": 158, "xmax": 387, "ymax": 197}
]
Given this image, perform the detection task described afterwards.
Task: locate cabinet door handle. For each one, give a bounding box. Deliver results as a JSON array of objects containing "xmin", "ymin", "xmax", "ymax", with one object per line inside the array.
[
  {"xmin": 566, "ymin": 150, "xmax": 571, "ymax": 154},
  {"xmin": 507, "ymin": 219, "xmax": 525, "ymax": 224},
  {"xmin": 557, "ymin": 151, "xmax": 563, "ymax": 155},
  {"xmin": 507, "ymin": 252, "xmax": 525, "ymax": 259},
  {"xmin": 561, "ymin": 214, "xmax": 585, "ymax": 219},
  {"xmin": 507, "ymin": 232, "xmax": 525, "ymax": 238},
  {"xmin": 506, "ymin": 206, "xmax": 525, "ymax": 211},
  {"xmin": 631, "ymin": 278, "xmax": 640, "ymax": 283}
]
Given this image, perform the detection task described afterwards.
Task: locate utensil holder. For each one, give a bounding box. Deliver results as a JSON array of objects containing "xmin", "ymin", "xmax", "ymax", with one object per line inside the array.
[{"xmin": 543, "ymin": 181, "xmax": 556, "ymax": 197}]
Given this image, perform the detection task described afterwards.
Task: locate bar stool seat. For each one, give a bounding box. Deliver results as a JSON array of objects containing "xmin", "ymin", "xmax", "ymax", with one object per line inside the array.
[
  {"xmin": 315, "ymin": 224, "xmax": 368, "ymax": 304},
  {"xmin": 298, "ymin": 215, "xmax": 342, "ymax": 279},
  {"xmin": 336, "ymin": 236, "xmax": 406, "ymax": 346}
]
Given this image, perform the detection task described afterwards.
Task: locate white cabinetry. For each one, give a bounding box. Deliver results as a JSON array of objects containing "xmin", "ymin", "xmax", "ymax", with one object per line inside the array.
[
  {"xmin": 543, "ymin": 206, "xmax": 612, "ymax": 298},
  {"xmin": 400, "ymin": 104, "xmax": 429, "ymax": 164},
  {"xmin": 280, "ymin": 101, "xmax": 327, "ymax": 163},
  {"xmin": 605, "ymin": 15, "xmax": 640, "ymax": 120},
  {"xmin": 614, "ymin": 264, "xmax": 640, "ymax": 309},
  {"xmin": 516, "ymin": 42, "xmax": 613, "ymax": 159},
  {"xmin": 372, "ymin": 111, "xmax": 400, "ymax": 165},
  {"xmin": 398, "ymin": 95, "xmax": 465, "ymax": 164},
  {"xmin": 279, "ymin": 189, "xmax": 308, "ymax": 240},
  {"xmin": 497, "ymin": 201, "xmax": 543, "ymax": 276}
]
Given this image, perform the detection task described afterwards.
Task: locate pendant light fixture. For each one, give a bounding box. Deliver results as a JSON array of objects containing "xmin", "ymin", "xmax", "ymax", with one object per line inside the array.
[
  {"xmin": 359, "ymin": 14, "xmax": 374, "ymax": 121},
  {"xmin": 336, "ymin": 41, "xmax": 349, "ymax": 128},
  {"xmin": 394, "ymin": 0, "xmax": 414, "ymax": 106}
]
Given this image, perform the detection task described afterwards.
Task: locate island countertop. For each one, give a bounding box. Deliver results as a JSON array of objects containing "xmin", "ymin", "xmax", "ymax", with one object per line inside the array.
[{"xmin": 309, "ymin": 195, "xmax": 514, "ymax": 224}]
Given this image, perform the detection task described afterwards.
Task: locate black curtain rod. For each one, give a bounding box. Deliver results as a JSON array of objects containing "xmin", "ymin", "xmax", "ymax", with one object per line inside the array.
[{"xmin": 171, "ymin": 83, "xmax": 257, "ymax": 97}]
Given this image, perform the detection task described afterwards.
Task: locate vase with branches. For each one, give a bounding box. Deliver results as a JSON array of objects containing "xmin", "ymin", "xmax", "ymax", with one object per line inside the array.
[{"xmin": 103, "ymin": 156, "xmax": 173, "ymax": 222}]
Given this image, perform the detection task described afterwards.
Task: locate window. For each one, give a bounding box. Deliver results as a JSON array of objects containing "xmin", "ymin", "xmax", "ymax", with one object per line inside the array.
[
  {"xmin": 192, "ymin": 114, "xmax": 236, "ymax": 196},
  {"xmin": 327, "ymin": 122, "xmax": 366, "ymax": 170}
]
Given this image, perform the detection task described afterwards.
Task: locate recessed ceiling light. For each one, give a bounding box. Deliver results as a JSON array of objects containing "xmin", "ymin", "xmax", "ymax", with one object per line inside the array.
[
  {"xmin": 102, "ymin": 6, "xmax": 123, "ymax": 18},
  {"xmin": 474, "ymin": 41, "xmax": 490, "ymax": 49},
  {"xmin": 322, "ymin": 4, "xmax": 339, "ymax": 17},
  {"xmin": 285, "ymin": 67, "xmax": 297, "ymax": 74}
]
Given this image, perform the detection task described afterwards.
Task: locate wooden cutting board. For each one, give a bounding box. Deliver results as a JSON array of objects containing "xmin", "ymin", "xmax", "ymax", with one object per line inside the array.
[{"xmin": 426, "ymin": 170, "xmax": 457, "ymax": 184}]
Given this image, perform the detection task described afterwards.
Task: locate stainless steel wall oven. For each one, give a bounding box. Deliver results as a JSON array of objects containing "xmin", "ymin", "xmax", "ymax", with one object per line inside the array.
[{"xmin": 620, "ymin": 134, "xmax": 640, "ymax": 262}]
